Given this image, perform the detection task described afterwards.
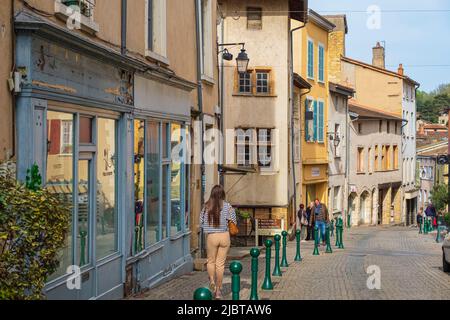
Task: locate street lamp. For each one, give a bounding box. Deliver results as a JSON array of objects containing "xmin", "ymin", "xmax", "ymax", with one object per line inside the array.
[
  {"xmin": 236, "ymin": 48, "xmax": 249, "ymax": 74},
  {"xmin": 218, "ymin": 43, "xmax": 250, "ymax": 73}
]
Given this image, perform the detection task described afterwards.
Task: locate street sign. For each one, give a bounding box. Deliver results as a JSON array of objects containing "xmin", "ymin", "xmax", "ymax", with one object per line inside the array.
[{"xmin": 255, "ymin": 218, "xmax": 285, "ymax": 246}]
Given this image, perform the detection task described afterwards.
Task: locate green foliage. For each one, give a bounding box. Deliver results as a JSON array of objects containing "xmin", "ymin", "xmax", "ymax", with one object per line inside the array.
[
  {"xmin": 235, "ymin": 209, "xmax": 251, "ymax": 219},
  {"xmin": 0, "ymin": 165, "xmax": 70, "ymax": 300},
  {"xmin": 417, "ymin": 84, "xmax": 450, "ymax": 123},
  {"xmin": 430, "ymin": 184, "xmax": 448, "ymax": 213},
  {"xmin": 444, "ymin": 213, "xmax": 450, "ymax": 226},
  {"xmin": 25, "ymin": 163, "xmax": 42, "ymax": 191}
]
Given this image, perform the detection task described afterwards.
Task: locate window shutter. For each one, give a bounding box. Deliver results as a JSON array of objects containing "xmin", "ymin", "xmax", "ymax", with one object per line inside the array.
[
  {"xmin": 308, "ymin": 41, "xmax": 314, "ymax": 78},
  {"xmin": 313, "ymin": 100, "xmax": 318, "ymax": 141},
  {"xmin": 318, "ymin": 101, "xmax": 324, "ymax": 142},
  {"xmin": 319, "ymin": 46, "xmax": 324, "ymax": 82},
  {"xmin": 305, "ymin": 99, "xmax": 309, "ymax": 141}
]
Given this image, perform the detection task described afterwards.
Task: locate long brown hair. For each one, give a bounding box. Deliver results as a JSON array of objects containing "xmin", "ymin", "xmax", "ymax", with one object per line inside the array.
[{"xmin": 205, "ymin": 185, "xmax": 226, "ymax": 228}]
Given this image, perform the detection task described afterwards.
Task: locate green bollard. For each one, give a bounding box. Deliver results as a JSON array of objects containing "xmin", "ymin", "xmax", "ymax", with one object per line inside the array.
[
  {"xmin": 193, "ymin": 287, "xmax": 213, "ymax": 300},
  {"xmin": 230, "ymin": 261, "xmax": 243, "ymax": 301},
  {"xmin": 262, "ymin": 239, "xmax": 274, "ymax": 290},
  {"xmin": 335, "ymin": 219, "xmax": 341, "ymax": 247},
  {"xmin": 330, "ymin": 220, "xmax": 335, "ymax": 237},
  {"xmin": 424, "ymin": 219, "xmax": 428, "ymax": 234},
  {"xmin": 249, "ymin": 248, "xmax": 260, "ymax": 300},
  {"xmin": 313, "ymin": 226, "xmax": 320, "ymax": 255},
  {"xmin": 338, "ymin": 218, "xmax": 345, "ymax": 249},
  {"xmin": 325, "ymin": 225, "xmax": 333, "ymax": 253},
  {"xmin": 294, "ymin": 229, "xmax": 302, "ymax": 261},
  {"xmin": 281, "ymin": 231, "xmax": 289, "ymax": 267},
  {"xmin": 272, "ymin": 234, "xmax": 282, "ymax": 277}
]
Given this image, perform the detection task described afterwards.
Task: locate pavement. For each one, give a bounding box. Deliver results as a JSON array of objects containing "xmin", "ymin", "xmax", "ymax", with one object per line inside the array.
[{"xmin": 128, "ymin": 226, "xmax": 450, "ymax": 300}]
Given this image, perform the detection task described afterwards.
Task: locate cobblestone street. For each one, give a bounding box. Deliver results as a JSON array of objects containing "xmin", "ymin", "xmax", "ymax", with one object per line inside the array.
[{"xmin": 130, "ymin": 226, "xmax": 450, "ymax": 300}]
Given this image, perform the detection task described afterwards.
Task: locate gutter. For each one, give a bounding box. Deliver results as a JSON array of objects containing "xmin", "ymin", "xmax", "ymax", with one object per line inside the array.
[
  {"xmin": 289, "ymin": 21, "xmax": 306, "ymax": 215},
  {"xmin": 121, "ymin": 0, "xmax": 127, "ymax": 55},
  {"xmin": 194, "ymin": 0, "xmax": 206, "ymax": 257}
]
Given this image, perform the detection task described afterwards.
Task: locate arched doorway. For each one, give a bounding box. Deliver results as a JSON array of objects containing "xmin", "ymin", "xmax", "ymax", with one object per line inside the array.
[{"xmin": 359, "ymin": 191, "xmax": 371, "ymax": 225}]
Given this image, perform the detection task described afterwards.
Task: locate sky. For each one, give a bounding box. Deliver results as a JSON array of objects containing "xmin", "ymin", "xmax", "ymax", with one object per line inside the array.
[{"xmin": 313, "ymin": 0, "xmax": 450, "ymax": 92}]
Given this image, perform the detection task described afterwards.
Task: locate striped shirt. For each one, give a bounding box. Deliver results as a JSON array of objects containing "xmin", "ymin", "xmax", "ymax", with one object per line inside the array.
[{"xmin": 200, "ymin": 201, "xmax": 237, "ymax": 234}]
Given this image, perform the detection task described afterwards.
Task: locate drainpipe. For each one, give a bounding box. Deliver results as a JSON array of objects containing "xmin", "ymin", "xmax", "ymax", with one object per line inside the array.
[
  {"xmin": 194, "ymin": 0, "xmax": 206, "ymax": 257},
  {"xmin": 289, "ymin": 22, "xmax": 306, "ymax": 218},
  {"xmin": 219, "ymin": 11, "xmax": 225, "ymax": 186},
  {"xmin": 121, "ymin": 0, "xmax": 127, "ymax": 55}
]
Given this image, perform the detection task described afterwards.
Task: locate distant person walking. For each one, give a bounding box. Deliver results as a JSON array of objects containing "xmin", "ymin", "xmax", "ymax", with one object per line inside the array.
[
  {"xmin": 200, "ymin": 185, "xmax": 237, "ymax": 300},
  {"xmin": 425, "ymin": 203, "xmax": 436, "ymax": 229},
  {"xmin": 297, "ymin": 204, "xmax": 308, "ymax": 241},
  {"xmin": 417, "ymin": 207, "xmax": 424, "ymax": 231},
  {"xmin": 310, "ymin": 198, "xmax": 330, "ymax": 246},
  {"xmin": 306, "ymin": 202, "xmax": 314, "ymax": 241}
]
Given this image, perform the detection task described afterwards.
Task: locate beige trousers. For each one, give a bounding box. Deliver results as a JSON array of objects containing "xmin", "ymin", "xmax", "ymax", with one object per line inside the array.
[{"xmin": 206, "ymin": 232, "xmax": 230, "ymax": 289}]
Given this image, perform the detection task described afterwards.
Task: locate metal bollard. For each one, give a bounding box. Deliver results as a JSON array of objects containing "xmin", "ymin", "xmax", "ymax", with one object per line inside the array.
[
  {"xmin": 335, "ymin": 219, "xmax": 341, "ymax": 247},
  {"xmin": 294, "ymin": 229, "xmax": 302, "ymax": 261},
  {"xmin": 281, "ymin": 231, "xmax": 289, "ymax": 267},
  {"xmin": 338, "ymin": 218, "xmax": 345, "ymax": 249},
  {"xmin": 250, "ymin": 248, "xmax": 260, "ymax": 300},
  {"xmin": 313, "ymin": 226, "xmax": 320, "ymax": 255},
  {"xmin": 424, "ymin": 219, "xmax": 429, "ymax": 234},
  {"xmin": 325, "ymin": 225, "xmax": 333, "ymax": 253},
  {"xmin": 230, "ymin": 261, "xmax": 243, "ymax": 301},
  {"xmin": 193, "ymin": 287, "xmax": 213, "ymax": 300},
  {"xmin": 273, "ymin": 234, "xmax": 282, "ymax": 276},
  {"xmin": 262, "ymin": 239, "xmax": 274, "ymax": 290}
]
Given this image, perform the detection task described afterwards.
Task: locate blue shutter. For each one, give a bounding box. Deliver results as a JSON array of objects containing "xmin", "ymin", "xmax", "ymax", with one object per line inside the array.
[
  {"xmin": 313, "ymin": 100, "xmax": 318, "ymax": 141},
  {"xmin": 305, "ymin": 99, "xmax": 310, "ymax": 141},
  {"xmin": 318, "ymin": 101, "xmax": 324, "ymax": 142},
  {"xmin": 319, "ymin": 46, "xmax": 324, "ymax": 82},
  {"xmin": 308, "ymin": 41, "xmax": 314, "ymax": 78}
]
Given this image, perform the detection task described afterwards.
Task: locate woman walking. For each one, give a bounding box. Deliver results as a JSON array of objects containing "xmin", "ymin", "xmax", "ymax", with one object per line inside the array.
[
  {"xmin": 200, "ymin": 185, "xmax": 237, "ymax": 300},
  {"xmin": 417, "ymin": 207, "xmax": 424, "ymax": 232}
]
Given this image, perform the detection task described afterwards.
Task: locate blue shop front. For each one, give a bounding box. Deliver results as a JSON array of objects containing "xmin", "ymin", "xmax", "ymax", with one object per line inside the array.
[{"xmin": 14, "ymin": 12, "xmax": 193, "ymax": 300}]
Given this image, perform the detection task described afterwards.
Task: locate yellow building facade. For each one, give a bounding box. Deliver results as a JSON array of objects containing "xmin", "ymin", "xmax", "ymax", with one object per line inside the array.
[{"xmin": 294, "ymin": 10, "xmax": 335, "ymax": 207}]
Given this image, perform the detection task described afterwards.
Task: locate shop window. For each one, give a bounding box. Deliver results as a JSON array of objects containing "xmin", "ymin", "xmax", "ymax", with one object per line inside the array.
[
  {"xmin": 77, "ymin": 160, "xmax": 90, "ymax": 266},
  {"xmin": 134, "ymin": 120, "xmax": 145, "ymax": 253},
  {"xmin": 170, "ymin": 124, "xmax": 183, "ymax": 235},
  {"xmin": 96, "ymin": 118, "xmax": 117, "ymax": 260},
  {"xmin": 146, "ymin": 121, "xmax": 161, "ymax": 245},
  {"xmin": 46, "ymin": 111, "xmax": 74, "ymax": 281}
]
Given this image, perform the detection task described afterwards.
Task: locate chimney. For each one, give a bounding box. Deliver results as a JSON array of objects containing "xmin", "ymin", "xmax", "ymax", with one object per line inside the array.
[
  {"xmin": 372, "ymin": 42, "xmax": 385, "ymax": 69},
  {"xmin": 398, "ymin": 63, "xmax": 404, "ymax": 76}
]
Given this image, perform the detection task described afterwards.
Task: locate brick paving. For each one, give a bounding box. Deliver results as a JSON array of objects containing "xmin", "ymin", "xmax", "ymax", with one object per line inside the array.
[{"xmin": 129, "ymin": 226, "xmax": 450, "ymax": 300}]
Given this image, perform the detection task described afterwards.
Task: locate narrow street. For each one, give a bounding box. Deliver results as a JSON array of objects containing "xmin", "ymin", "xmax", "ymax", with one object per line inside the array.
[{"xmin": 130, "ymin": 226, "xmax": 450, "ymax": 300}]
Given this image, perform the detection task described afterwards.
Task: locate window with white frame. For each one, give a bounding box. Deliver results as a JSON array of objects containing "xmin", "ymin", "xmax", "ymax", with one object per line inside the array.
[
  {"xmin": 256, "ymin": 71, "xmax": 269, "ymax": 93},
  {"xmin": 257, "ymin": 129, "xmax": 272, "ymax": 168},
  {"xmin": 236, "ymin": 128, "xmax": 253, "ymax": 167},
  {"xmin": 61, "ymin": 120, "xmax": 73, "ymax": 154},
  {"xmin": 201, "ymin": 0, "xmax": 214, "ymax": 79},
  {"xmin": 146, "ymin": 0, "xmax": 167, "ymax": 60}
]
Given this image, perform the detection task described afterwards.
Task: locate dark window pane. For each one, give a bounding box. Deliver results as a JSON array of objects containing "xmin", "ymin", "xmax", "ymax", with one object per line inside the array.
[
  {"xmin": 147, "ymin": 121, "xmax": 160, "ymax": 245},
  {"xmin": 79, "ymin": 116, "xmax": 92, "ymax": 144}
]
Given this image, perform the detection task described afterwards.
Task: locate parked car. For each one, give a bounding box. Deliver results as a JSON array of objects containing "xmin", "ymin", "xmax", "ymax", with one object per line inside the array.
[{"xmin": 443, "ymin": 235, "xmax": 450, "ymax": 272}]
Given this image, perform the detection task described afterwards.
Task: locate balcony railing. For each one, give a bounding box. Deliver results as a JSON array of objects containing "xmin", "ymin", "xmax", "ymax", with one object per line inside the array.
[{"xmin": 62, "ymin": 0, "xmax": 95, "ymax": 18}]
